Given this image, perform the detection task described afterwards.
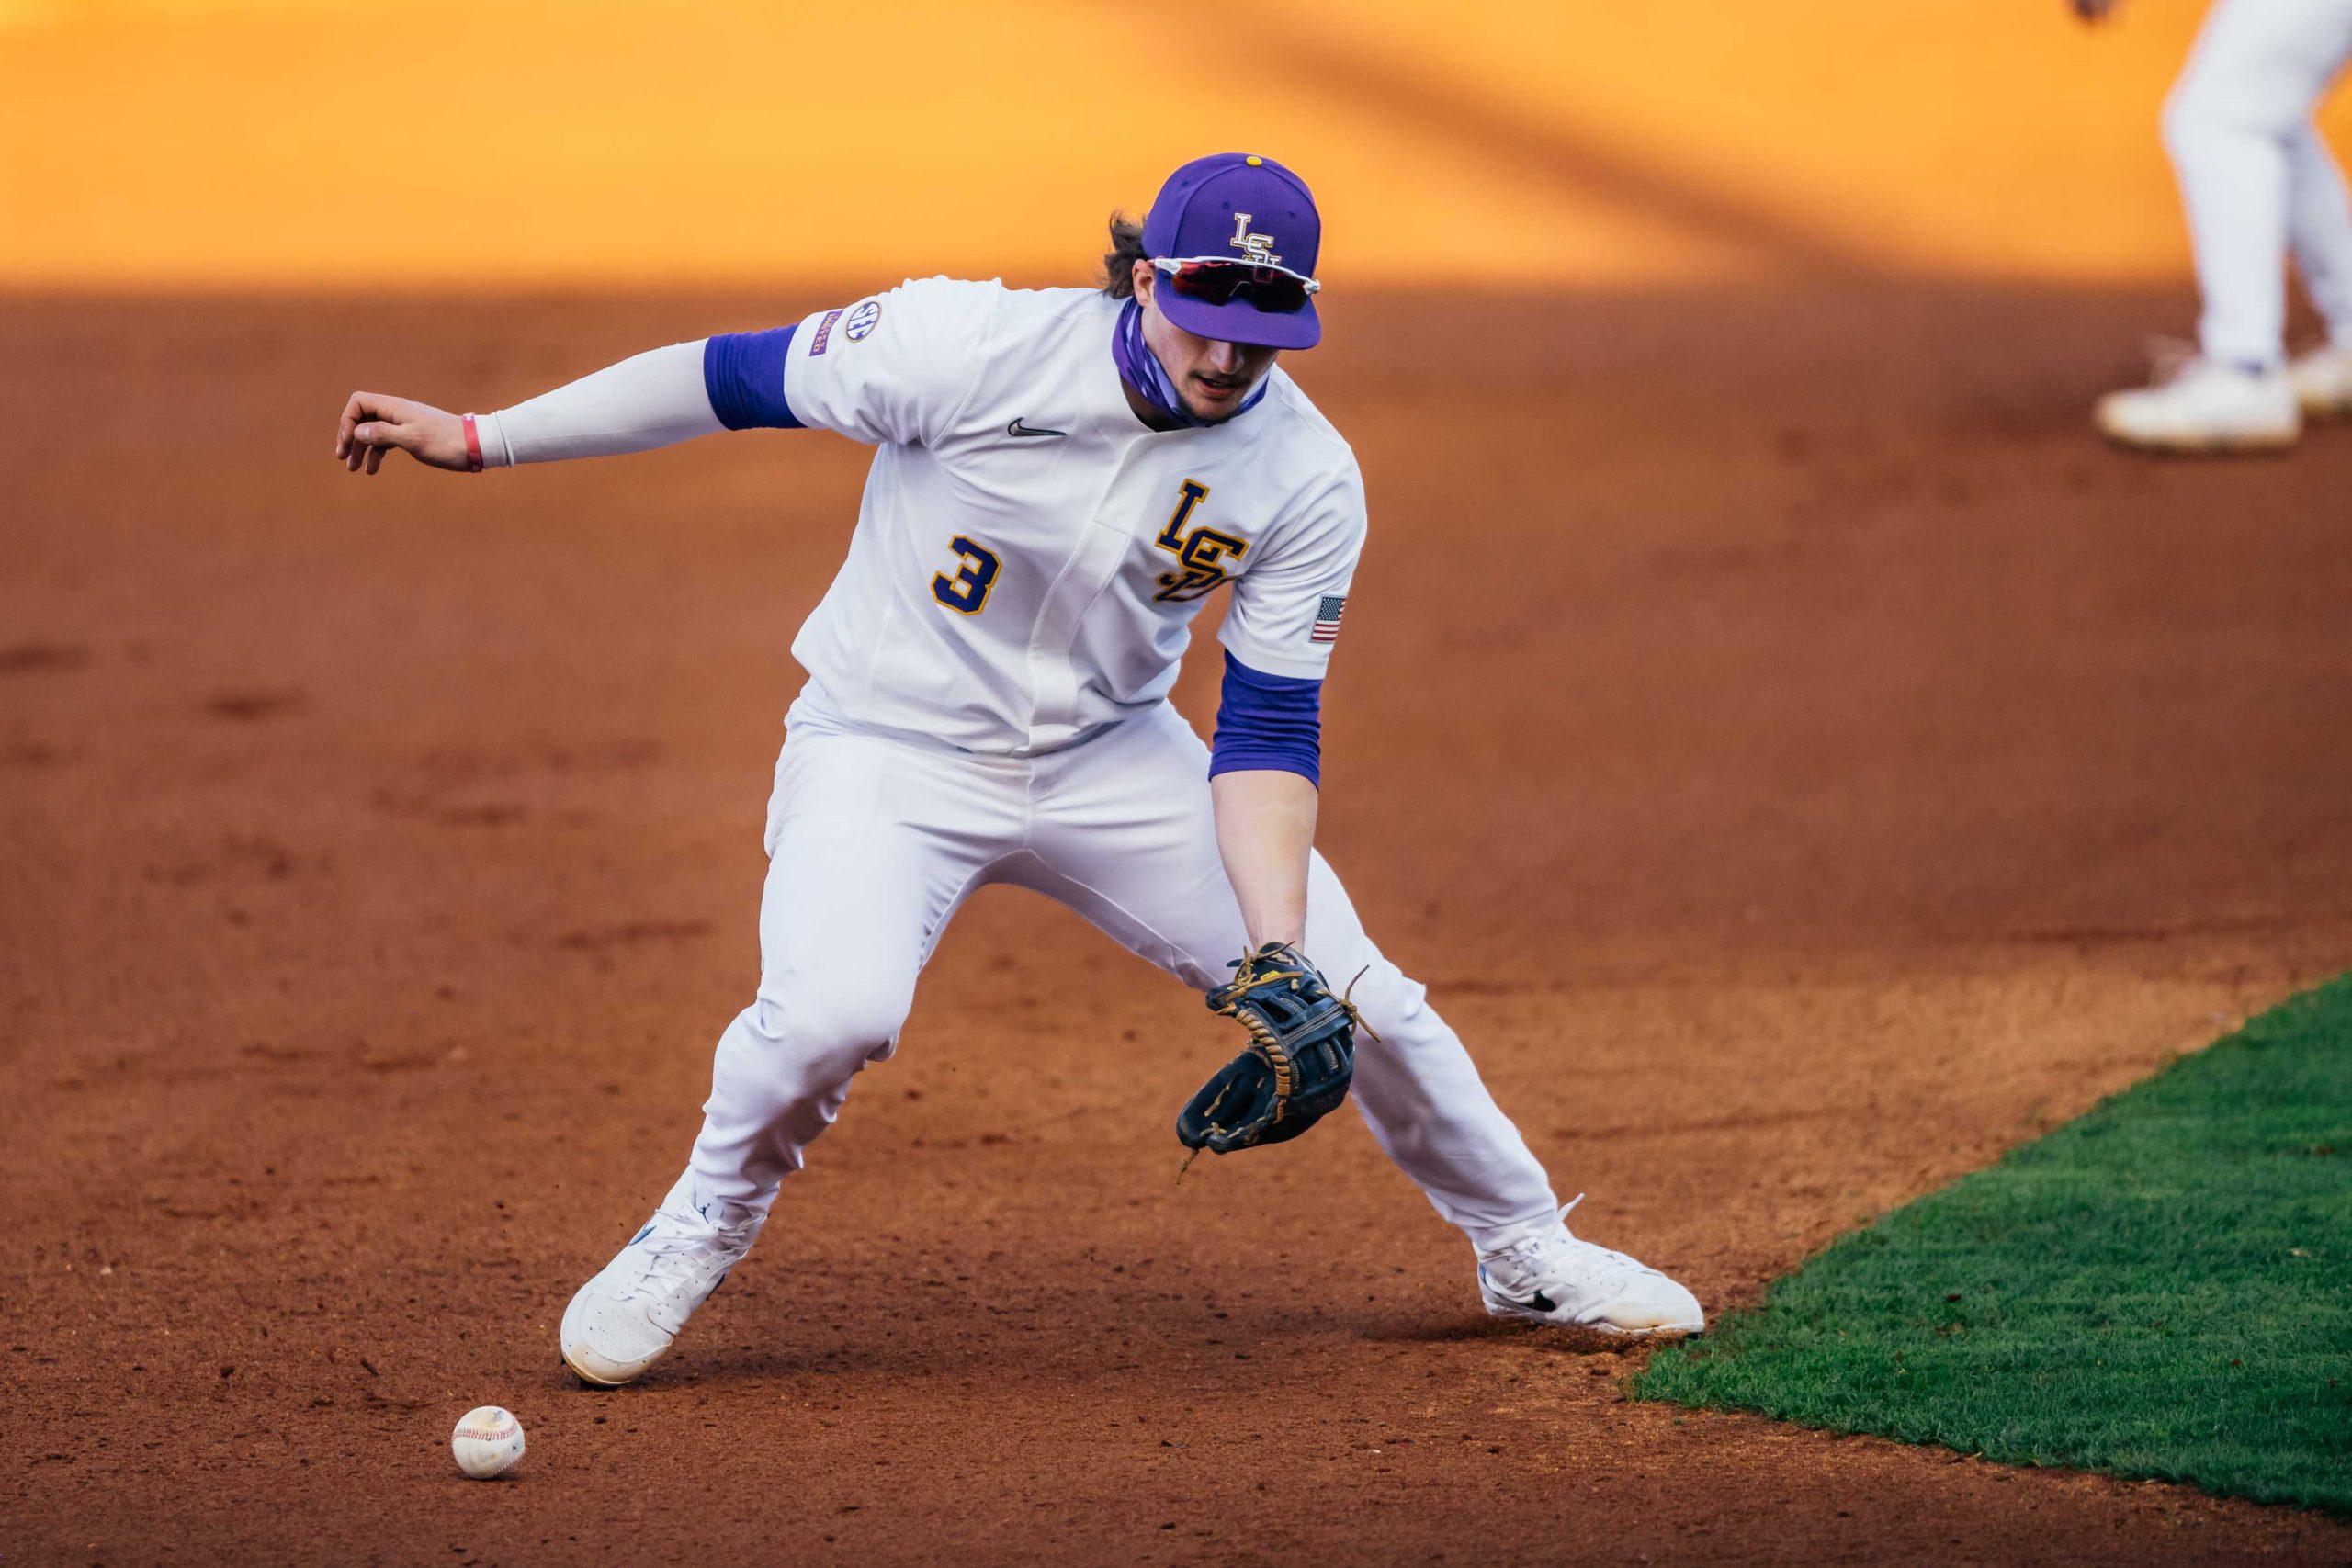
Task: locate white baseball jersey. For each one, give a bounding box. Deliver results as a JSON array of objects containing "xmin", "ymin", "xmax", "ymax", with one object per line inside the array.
[{"xmin": 776, "ymin": 277, "xmax": 1366, "ymax": 755}]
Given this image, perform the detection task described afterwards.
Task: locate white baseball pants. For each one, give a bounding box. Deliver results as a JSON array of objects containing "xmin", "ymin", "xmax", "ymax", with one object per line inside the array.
[
  {"xmin": 2165, "ymin": 0, "xmax": 2352, "ymax": 364},
  {"xmin": 685, "ymin": 686, "xmax": 1563, "ymax": 1254}
]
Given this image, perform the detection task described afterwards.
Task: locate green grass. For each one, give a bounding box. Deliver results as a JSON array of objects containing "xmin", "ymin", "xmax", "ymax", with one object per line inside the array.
[{"xmin": 1636, "ymin": 974, "xmax": 2352, "ymax": 1511}]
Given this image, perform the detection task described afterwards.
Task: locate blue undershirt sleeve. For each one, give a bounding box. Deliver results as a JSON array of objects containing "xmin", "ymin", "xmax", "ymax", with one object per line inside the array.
[
  {"xmin": 702, "ymin": 326, "xmax": 804, "ymax": 430},
  {"xmin": 1207, "ymin": 650, "xmax": 1323, "ymax": 788}
]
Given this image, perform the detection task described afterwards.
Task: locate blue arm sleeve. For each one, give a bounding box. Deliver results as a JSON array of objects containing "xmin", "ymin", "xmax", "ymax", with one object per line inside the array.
[
  {"xmin": 1207, "ymin": 650, "xmax": 1322, "ymax": 788},
  {"xmin": 703, "ymin": 327, "xmax": 804, "ymax": 430}
]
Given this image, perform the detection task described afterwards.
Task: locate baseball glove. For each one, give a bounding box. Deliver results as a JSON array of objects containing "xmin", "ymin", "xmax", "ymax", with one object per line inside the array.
[{"xmin": 1177, "ymin": 942, "xmax": 1369, "ymax": 1156}]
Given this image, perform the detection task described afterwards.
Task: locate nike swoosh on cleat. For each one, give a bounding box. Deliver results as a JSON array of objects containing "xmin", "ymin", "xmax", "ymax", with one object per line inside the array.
[
  {"xmin": 1488, "ymin": 1282, "xmax": 1558, "ymax": 1314},
  {"xmin": 1007, "ymin": 419, "xmax": 1066, "ymax": 438}
]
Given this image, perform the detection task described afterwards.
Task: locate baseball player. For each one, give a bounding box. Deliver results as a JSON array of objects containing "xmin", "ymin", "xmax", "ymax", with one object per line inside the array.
[
  {"xmin": 333, "ymin": 153, "xmax": 1703, "ymax": 1387},
  {"xmin": 2083, "ymin": 0, "xmax": 2352, "ymax": 450}
]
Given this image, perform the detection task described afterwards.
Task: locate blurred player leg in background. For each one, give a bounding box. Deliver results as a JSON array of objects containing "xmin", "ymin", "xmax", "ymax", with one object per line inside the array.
[
  {"xmin": 2096, "ymin": 0, "xmax": 2352, "ymax": 449},
  {"xmin": 2285, "ymin": 118, "xmax": 2352, "ymax": 409}
]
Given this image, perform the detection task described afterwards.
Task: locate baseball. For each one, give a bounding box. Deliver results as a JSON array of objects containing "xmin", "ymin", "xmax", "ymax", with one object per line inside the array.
[{"xmin": 450, "ymin": 1405, "xmax": 526, "ymax": 1480}]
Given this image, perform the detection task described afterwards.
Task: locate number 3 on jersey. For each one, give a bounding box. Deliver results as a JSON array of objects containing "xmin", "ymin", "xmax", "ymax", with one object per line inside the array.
[{"xmin": 931, "ymin": 536, "xmax": 1001, "ymax": 615}]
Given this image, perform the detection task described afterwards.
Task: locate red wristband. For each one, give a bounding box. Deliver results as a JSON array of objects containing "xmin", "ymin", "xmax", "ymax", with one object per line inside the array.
[{"xmin": 462, "ymin": 412, "xmax": 484, "ymax": 473}]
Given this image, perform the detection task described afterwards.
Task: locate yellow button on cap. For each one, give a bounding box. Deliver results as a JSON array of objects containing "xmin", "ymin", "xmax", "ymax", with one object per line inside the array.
[{"xmin": 1245, "ymin": 155, "xmax": 1262, "ymax": 166}]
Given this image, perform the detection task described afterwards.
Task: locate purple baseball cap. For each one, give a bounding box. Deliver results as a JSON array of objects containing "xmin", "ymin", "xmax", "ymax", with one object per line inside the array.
[{"xmin": 1140, "ymin": 152, "xmax": 1322, "ymax": 350}]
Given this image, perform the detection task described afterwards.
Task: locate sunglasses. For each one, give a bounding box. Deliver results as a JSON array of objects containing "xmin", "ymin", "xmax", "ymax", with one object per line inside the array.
[{"xmin": 1153, "ymin": 256, "xmax": 1322, "ymax": 314}]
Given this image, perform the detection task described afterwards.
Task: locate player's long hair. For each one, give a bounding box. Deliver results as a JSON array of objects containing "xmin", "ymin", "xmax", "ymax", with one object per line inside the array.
[{"xmin": 1101, "ymin": 212, "xmax": 1147, "ymax": 299}]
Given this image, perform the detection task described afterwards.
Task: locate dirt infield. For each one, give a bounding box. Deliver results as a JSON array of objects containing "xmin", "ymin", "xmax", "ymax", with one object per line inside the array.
[{"xmin": 6, "ymin": 285, "xmax": 2350, "ymax": 1564}]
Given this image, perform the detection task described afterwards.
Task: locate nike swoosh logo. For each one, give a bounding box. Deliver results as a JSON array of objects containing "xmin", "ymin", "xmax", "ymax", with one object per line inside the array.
[
  {"xmin": 1007, "ymin": 419, "xmax": 1066, "ymax": 438},
  {"xmin": 1482, "ymin": 1270, "xmax": 1558, "ymax": 1314}
]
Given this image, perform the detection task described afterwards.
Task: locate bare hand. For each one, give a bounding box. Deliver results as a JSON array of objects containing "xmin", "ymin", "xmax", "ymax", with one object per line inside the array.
[
  {"xmin": 2070, "ymin": 0, "xmax": 2120, "ymax": 22},
  {"xmin": 334, "ymin": 391, "xmax": 470, "ymax": 474}
]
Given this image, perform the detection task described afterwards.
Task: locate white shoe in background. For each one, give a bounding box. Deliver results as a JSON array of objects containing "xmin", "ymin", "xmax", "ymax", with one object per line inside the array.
[
  {"xmin": 2287, "ymin": 344, "xmax": 2352, "ymax": 418},
  {"xmin": 2094, "ymin": 354, "xmax": 2300, "ymax": 453}
]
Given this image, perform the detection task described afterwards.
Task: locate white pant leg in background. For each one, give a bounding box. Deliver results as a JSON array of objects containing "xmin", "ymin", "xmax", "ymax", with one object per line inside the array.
[
  {"xmin": 2286, "ymin": 121, "xmax": 2352, "ymax": 343},
  {"xmin": 2164, "ymin": 0, "xmax": 2352, "ymax": 364},
  {"xmin": 1011, "ymin": 702, "xmax": 1563, "ymax": 1254},
  {"xmin": 686, "ymin": 701, "xmax": 1023, "ymax": 1212}
]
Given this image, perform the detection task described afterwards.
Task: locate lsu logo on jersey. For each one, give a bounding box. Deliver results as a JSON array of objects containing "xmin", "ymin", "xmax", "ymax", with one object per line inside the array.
[
  {"xmin": 1151, "ymin": 479, "xmax": 1249, "ymax": 603},
  {"xmin": 1227, "ymin": 213, "xmax": 1279, "ymax": 266}
]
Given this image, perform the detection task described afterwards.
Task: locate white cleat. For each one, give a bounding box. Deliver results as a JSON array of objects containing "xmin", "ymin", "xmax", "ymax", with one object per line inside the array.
[
  {"xmin": 2093, "ymin": 355, "xmax": 2299, "ymax": 454},
  {"xmin": 560, "ymin": 1170, "xmax": 763, "ymax": 1388},
  {"xmin": 2287, "ymin": 344, "xmax": 2352, "ymax": 418},
  {"xmin": 1476, "ymin": 1198, "xmax": 1704, "ymax": 1338}
]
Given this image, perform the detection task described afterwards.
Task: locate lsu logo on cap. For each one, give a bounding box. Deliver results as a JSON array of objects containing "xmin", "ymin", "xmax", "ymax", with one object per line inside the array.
[{"xmin": 1227, "ymin": 212, "xmax": 1279, "ymax": 266}]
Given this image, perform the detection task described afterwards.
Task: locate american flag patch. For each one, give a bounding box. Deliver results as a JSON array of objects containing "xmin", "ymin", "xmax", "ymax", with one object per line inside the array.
[{"xmin": 1310, "ymin": 594, "xmax": 1347, "ymax": 644}]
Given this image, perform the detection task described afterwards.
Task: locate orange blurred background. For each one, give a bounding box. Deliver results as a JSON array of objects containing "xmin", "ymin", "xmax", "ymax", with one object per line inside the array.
[{"xmin": 3, "ymin": 0, "xmax": 2348, "ymax": 288}]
